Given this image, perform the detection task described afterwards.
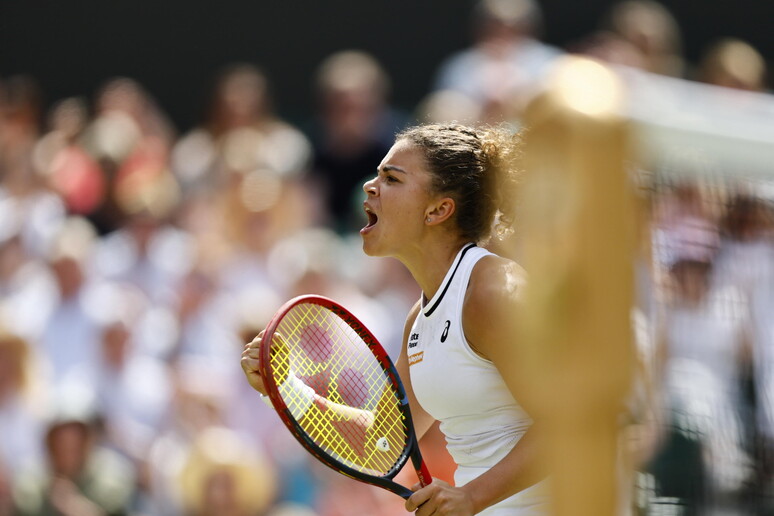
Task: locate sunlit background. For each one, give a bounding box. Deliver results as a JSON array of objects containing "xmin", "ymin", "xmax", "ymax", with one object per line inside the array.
[{"xmin": 0, "ymin": 1, "xmax": 772, "ymax": 515}]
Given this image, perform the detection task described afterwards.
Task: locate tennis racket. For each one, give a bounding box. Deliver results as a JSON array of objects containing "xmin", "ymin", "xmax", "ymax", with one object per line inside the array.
[{"xmin": 259, "ymin": 294, "xmax": 432, "ymax": 499}]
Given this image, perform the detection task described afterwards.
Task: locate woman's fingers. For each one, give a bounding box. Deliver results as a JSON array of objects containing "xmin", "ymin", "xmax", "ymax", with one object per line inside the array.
[{"xmin": 241, "ymin": 331, "xmax": 268, "ymax": 394}]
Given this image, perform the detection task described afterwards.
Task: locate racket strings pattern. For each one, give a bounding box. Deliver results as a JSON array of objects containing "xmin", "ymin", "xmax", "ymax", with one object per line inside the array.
[{"xmin": 268, "ymin": 302, "xmax": 409, "ymax": 477}]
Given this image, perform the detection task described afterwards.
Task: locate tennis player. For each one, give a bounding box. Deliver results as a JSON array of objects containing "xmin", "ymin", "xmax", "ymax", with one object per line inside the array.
[
  {"xmin": 242, "ymin": 123, "xmax": 549, "ymax": 515},
  {"xmin": 360, "ymin": 123, "xmax": 548, "ymax": 515}
]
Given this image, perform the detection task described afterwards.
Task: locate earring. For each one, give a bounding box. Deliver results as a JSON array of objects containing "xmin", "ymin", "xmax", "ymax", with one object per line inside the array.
[{"xmin": 426, "ymin": 217, "xmax": 431, "ymax": 222}]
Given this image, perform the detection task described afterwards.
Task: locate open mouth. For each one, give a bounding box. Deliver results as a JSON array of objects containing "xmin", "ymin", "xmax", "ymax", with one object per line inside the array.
[{"xmin": 363, "ymin": 207, "xmax": 378, "ymax": 229}]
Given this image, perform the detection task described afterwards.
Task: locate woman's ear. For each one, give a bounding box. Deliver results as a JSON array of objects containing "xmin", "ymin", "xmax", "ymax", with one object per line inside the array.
[{"xmin": 425, "ymin": 197, "xmax": 456, "ymax": 226}]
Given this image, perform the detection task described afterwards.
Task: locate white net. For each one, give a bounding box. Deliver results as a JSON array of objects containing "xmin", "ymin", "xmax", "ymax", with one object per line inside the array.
[{"xmin": 623, "ymin": 70, "xmax": 774, "ymax": 515}]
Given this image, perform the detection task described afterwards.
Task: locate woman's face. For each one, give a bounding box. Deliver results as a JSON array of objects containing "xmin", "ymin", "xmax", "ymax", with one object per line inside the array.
[{"xmin": 360, "ymin": 140, "xmax": 434, "ymax": 258}]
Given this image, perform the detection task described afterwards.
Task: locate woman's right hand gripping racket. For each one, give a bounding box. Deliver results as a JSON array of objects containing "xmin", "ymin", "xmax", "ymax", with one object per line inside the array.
[{"xmin": 254, "ymin": 294, "xmax": 432, "ymax": 499}]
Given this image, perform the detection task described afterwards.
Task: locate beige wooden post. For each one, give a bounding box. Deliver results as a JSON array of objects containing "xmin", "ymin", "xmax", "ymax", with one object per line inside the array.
[{"xmin": 509, "ymin": 56, "xmax": 637, "ymax": 516}]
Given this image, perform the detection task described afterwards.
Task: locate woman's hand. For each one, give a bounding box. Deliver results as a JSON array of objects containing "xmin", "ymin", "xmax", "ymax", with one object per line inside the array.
[
  {"xmin": 405, "ymin": 479, "xmax": 476, "ymax": 516},
  {"xmin": 241, "ymin": 330, "xmax": 268, "ymax": 395}
]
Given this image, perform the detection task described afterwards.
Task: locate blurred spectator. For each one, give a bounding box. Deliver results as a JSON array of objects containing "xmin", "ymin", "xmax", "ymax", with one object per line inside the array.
[
  {"xmin": 0, "ymin": 78, "xmax": 67, "ymax": 264},
  {"xmin": 80, "ymin": 77, "xmax": 176, "ymax": 234},
  {"xmin": 254, "ymin": 424, "xmax": 322, "ymax": 511},
  {"xmin": 413, "ymin": 89, "xmax": 483, "ymax": 126},
  {"xmin": 0, "ymin": 226, "xmax": 59, "ymax": 342},
  {"xmin": 0, "ymin": 330, "xmax": 45, "ymax": 477},
  {"xmin": 567, "ymin": 29, "xmax": 648, "ymax": 71},
  {"xmin": 33, "ymin": 97, "xmax": 105, "ymax": 217},
  {"xmin": 432, "ymin": 0, "xmax": 561, "ymax": 124},
  {"xmin": 0, "ymin": 181, "xmax": 66, "ymax": 263},
  {"xmin": 307, "ymin": 50, "xmax": 408, "ymax": 233},
  {"xmin": 173, "ymin": 263, "xmax": 240, "ymax": 362},
  {"xmin": 696, "ymin": 38, "xmax": 769, "ymax": 92},
  {"xmin": 714, "ymin": 193, "xmax": 774, "ymax": 296},
  {"xmin": 177, "ymin": 426, "xmax": 276, "ymax": 516},
  {"xmin": 601, "ymin": 0, "xmax": 685, "ymax": 78},
  {"xmin": 171, "ymin": 63, "xmax": 312, "ymax": 194},
  {"xmin": 76, "ymin": 312, "xmax": 173, "ymax": 464},
  {"xmin": 714, "ymin": 193, "xmax": 774, "ymax": 503},
  {"xmin": 167, "ymin": 263, "xmax": 249, "ymax": 441},
  {"xmin": 194, "ymin": 170, "xmax": 318, "ymax": 411},
  {"xmin": 12, "ymin": 398, "xmax": 136, "ymax": 516},
  {"xmin": 225, "ymin": 286, "xmax": 288, "ymax": 449},
  {"xmin": 649, "ymin": 249, "xmax": 754, "ymax": 512},
  {"xmin": 170, "ymin": 65, "xmax": 318, "ymax": 328},
  {"xmin": 751, "ymin": 251, "xmax": 774, "ymax": 505},
  {"xmin": 144, "ymin": 364, "xmax": 240, "ymax": 515},
  {"xmin": 215, "ymin": 166, "xmax": 315, "ymax": 299},
  {"xmin": 0, "ymin": 75, "xmax": 43, "ymax": 189},
  {"xmin": 652, "ymin": 183, "xmax": 720, "ymax": 275},
  {"xmin": 92, "ymin": 196, "xmax": 194, "ymax": 307},
  {"xmin": 37, "ymin": 217, "xmax": 110, "ymax": 389}
]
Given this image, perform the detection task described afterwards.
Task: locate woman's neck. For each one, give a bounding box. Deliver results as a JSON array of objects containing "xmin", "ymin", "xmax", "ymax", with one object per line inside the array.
[{"xmin": 399, "ymin": 238, "xmax": 470, "ymax": 301}]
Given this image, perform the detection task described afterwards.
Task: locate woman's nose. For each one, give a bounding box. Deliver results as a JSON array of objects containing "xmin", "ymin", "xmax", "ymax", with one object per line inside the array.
[{"xmin": 363, "ymin": 177, "xmax": 377, "ymax": 196}]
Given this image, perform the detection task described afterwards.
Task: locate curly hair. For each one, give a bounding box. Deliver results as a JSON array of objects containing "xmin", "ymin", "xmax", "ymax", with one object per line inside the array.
[{"xmin": 396, "ymin": 123, "xmax": 523, "ymax": 243}]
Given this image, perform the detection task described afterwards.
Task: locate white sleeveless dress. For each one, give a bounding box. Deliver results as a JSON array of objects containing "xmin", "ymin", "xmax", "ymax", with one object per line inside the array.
[{"xmin": 407, "ymin": 243, "xmax": 550, "ymax": 515}]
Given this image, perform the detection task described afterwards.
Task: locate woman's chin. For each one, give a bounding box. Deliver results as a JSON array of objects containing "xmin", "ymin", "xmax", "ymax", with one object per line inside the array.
[
  {"xmin": 361, "ymin": 240, "xmax": 377, "ymax": 257},
  {"xmin": 360, "ymin": 237, "xmax": 384, "ymax": 258}
]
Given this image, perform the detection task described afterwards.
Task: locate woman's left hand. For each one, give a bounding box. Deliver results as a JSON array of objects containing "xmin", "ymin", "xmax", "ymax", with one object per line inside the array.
[{"xmin": 405, "ymin": 479, "xmax": 476, "ymax": 515}]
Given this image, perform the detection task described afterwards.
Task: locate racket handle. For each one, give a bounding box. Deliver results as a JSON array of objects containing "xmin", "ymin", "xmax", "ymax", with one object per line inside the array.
[{"xmin": 417, "ymin": 460, "xmax": 433, "ymax": 488}]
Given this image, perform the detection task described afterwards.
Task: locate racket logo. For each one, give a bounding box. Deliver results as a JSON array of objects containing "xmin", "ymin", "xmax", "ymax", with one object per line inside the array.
[{"xmin": 440, "ymin": 320, "xmax": 451, "ymax": 342}]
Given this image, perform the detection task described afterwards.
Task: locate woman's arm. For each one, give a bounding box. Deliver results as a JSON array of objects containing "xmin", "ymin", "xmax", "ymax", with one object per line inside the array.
[
  {"xmin": 241, "ymin": 330, "xmax": 374, "ymax": 427},
  {"xmin": 397, "ymin": 300, "xmax": 437, "ymax": 441},
  {"xmin": 406, "ymin": 256, "xmax": 546, "ymax": 515}
]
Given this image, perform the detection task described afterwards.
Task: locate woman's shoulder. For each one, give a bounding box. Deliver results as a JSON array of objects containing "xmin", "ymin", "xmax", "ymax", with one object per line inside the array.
[
  {"xmin": 470, "ymin": 253, "xmax": 527, "ymax": 302},
  {"xmin": 463, "ymin": 254, "xmax": 527, "ymax": 323},
  {"xmin": 462, "ymin": 254, "xmax": 527, "ymax": 359}
]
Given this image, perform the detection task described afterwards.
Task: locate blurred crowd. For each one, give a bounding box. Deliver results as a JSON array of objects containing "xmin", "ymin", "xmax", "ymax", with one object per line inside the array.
[{"xmin": 0, "ymin": 0, "xmax": 772, "ymax": 515}]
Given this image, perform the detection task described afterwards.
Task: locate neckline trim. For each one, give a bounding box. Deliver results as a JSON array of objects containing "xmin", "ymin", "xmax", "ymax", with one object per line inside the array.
[{"xmin": 422, "ymin": 243, "xmax": 477, "ymax": 317}]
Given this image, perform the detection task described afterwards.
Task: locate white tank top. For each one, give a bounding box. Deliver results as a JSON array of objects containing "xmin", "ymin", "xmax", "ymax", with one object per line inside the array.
[{"xmin": 408, "ymin": 243, "xmax": 550, "ymax": 515}]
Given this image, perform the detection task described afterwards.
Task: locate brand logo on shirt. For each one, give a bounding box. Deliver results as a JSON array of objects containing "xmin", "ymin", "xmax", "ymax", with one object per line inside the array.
[
  {"xmin": 408, "ymin": 332, "xmax": 420, "ymax": 349},
  {"xmin": 408, "ymin": 351, "xmax": 424, "ymax": 366},
  {"xmin": 440, "ymin": 320, "xmax": 451, "ymax": 342}
]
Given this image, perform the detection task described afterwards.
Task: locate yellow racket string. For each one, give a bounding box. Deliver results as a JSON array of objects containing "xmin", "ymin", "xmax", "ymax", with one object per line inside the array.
[{"xmin": 269, "ymin": 303, "xmax": 408, "ymax": 475}]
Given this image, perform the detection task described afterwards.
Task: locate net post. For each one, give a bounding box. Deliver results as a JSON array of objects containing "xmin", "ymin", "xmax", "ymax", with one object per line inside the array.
[{"xmin": 513, "ymin": 56, "xmax": 637, "ymax": 516}]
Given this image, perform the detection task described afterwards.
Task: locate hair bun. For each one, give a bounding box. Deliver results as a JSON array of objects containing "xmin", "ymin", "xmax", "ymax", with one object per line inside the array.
[{"xmin": 397, "ymin": 123, "xmax": 523, "ymax": 243}]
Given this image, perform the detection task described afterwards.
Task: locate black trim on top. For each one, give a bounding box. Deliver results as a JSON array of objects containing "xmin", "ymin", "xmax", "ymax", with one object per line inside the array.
[{"xmin": 423, "ymin": 243, "xmax": 476, "ymax": 317}]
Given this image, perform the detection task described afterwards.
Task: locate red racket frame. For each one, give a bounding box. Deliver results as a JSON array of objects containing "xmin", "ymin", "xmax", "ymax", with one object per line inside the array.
[{"xmin": 259, "ymin": 294, "xmax": 432, "ymax": 499}]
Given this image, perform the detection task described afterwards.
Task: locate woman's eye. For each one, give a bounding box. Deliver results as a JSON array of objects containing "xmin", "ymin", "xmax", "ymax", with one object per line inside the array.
[{"xmin": 385, "ymin": 175, "xmax": 398, "ymax": 183}]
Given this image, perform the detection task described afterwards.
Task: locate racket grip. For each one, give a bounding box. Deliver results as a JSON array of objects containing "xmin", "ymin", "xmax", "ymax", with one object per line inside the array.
[{"xmin": 417, "ymin": 460, "xmax": 433, "ymax": 488}]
